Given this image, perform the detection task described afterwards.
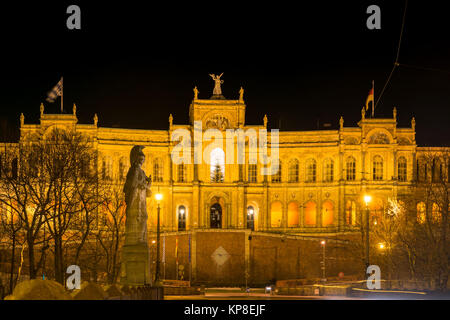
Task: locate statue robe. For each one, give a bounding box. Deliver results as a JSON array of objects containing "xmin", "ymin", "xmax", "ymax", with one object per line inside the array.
[{"xmin": 123, "ymin": 164, "xmax": 151, "ymax": 245}]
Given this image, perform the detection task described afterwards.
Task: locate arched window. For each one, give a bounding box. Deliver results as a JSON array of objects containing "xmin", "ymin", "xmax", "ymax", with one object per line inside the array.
[
  {"xmin": 248, "ymin": 164, "xmax": 257, "ymax": 183},
  {"xmin": 306, "ymin": 159, "xmax": 316, "ymax": 182},
  {"xmin": 373, "ymin": 155, "xmax": 383, "ymax": 180},
  {"xmin": 153, "ymin": 158, "xmax": 163, "ymax": 182},
  {"xmin": 270, "ymin": 201, "xmax": 282, "ymax": 228},
  {"xmin": 178, "ymin": 205, "xmax": 186, "ymax": 231},
  {"xmin": 345, "ymin": 200, "xmax": 357, "ymax": 226},
  {"xmin": 346, "ymin": 156, "xmax": 356, "ymax": 181},
  {"xmin": 287, "ymin": 202, "xmax": 299, "ymax": 227},
  {"xmin": 304, "ymin": 201, "xmax": 317, "ymax": 226},
  {"xmin": 210, "ymin": 148, "xmax": 225, "ymax": 182},
  {"xmin": 417, "ymin": 202, "xmax": 426, "ymax": 224},
  {"xmin": 432, "ymin": 202, "xmax": 441, "ymax": 223},
  {"xmin": 369, "ymin": 198, "xmax": 384, "ymax": 225},
  {"xmin": 247, "ymin": 206, "xmax": 255, "ymax": 231},
  {"xmin": 322, "ymin": 201, "xmax": 334, "ymax": 226},
  {"xmin": 177, "ymin": 164, "xmax": 186, "ymax": 182},
  {"xmin": 398, "ymin": 157, "xmax": 407, "ymax": 182},
  {"xmin": 323, "ymin": 158, "xmax": 334, "ymax": 182},
  {"xmin": 271, "ymin": 160, "xmax": 282, "ymax": 183},
  {"xmin": 288, "ymin": 159, "xmax": 299, "ymax": 182}
]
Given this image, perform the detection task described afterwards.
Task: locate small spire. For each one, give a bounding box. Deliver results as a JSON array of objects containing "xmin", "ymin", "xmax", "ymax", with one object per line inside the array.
[
  {"xmin": 20, "ymin": 113, "xmax": 24, "ymax": 127},
  {"xmin": 169, "ymin": 113, "xmax": 173, "ymax": 129},
  {"xmin": 339, "ymin": 116, "xmax": 344, "ymax": 130},
  {"xmin": 393, "ymin": 107, "xmax": 397, "ymax": 120},
  {"xmin": 73, "ymin": 103, "xmax": 77, "ymax": 116},
  {"xmin": 411, "ymin": 117, "xmax": 415, "ymax": 130},
  {"xmin": 361, "ymin": 106, "xmax": 366, "ymax": 120},
  {"xmin": 93, "ymin": 113, "xmax": 98, "ymax": 126},
  {"xmin": 40, "ymin": 103, "xmax": 44, "ymax": 117},
  {"xmin": 263, "ymin": 114, "xmax": 268, "ymax": 128}
]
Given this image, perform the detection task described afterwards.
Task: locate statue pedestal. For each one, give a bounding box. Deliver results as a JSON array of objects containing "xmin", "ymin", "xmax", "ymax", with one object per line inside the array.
[{"xmin": 120, "ymin": 243, "xmax": 151, "ymax": 286}]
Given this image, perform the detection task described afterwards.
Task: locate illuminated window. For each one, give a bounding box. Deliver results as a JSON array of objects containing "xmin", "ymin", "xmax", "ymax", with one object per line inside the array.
[
  {"xmin": 248, "ymin": 164, "xmax": 257, "ymax": 183},
  {"xmin": 304, "ymin": 201, "xmax": 317, "ymax": 226},
  {"xmin": 178, "ymin": 205, "xmax": 186, "ymax": 231},
  {"xmin": 271, "ymin": 160, "xmax": 282, "ymax": 183},
  {"xmin": 270, "ymin": 201, "xmax": 282, "ymax": 227},
  {"xmin": 432, "ymin": 202, "xmax": 441, "ymax": 223},
  {"xmin": 247, "ymin": 206, "xmax": 255, "ymax": 230},
  {"xmin": 306, "ymin": 159, "xmax": 316, "ymax": 182},
  {"xmin": 324, "ymin": 158, "xmax": 334, "ymax": 182},
  {"xmin": 417, "ymin": 202, "xmax": 426, "ymax": 224},
  {"xmin": 153, "ymin": 158, "xmax": 163, "ymax": 182},
  {"xmin": 210, "ymin": 148, "xmax": 225, "ymax": 182},
  {"xmin": 398, "ymin": 157, "xmax": 407, "ymax": 182},
  {"xmin": 287, "ymin": 202, "xmax": 299, "ymax": 227},
  {"xmin": 322, "ymin": 201, "xmax": 334, "ymax": 226},
  {"xmin": 369, "ymin": 198, "xmax": 384, "ymax": 225},
  {"xmin": 177, "ymin": 164, "xmax": 186, "ymax": 182},
  {"xmin": 288, "ymin": 159, "xmax": 299, "ymax": 182},
  {"xmin": 373, "ymin": 155, "xmax": 383, "ymax": 180},
  {"xmin": 346, "ymin": 156, "xmax": 356, "ymax": 181},
  {"xmin": 345, "ymin": 200, "xmax": 357, "ymax": 225}
]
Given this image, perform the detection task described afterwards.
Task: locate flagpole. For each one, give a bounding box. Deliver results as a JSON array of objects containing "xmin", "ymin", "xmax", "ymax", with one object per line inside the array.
[
  {"xmin": 372, "ymin": 80, "xmax": 375, "ymax": 118},
  {"xmin": 61, "ymin": 77, "xmax": 64, "ymax": 113}
]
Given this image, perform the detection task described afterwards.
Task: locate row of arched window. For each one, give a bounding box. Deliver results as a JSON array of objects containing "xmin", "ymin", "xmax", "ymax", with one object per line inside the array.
[
  {"xmin": 416, "ymin": 201, "xmax": 442, "ymax": 223},
  {"xmin": 269, "ymin": 200, "xmax": 335, "ymax": 227},
  {"xmin": 269, "ymin": 156, "xmax": 408, "ymax": 182}
]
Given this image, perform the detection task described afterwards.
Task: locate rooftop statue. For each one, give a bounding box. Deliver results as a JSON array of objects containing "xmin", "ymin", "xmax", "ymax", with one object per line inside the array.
[{"xmin": 209, "ymin": 73, "xmax": 224, "ymax": 96}]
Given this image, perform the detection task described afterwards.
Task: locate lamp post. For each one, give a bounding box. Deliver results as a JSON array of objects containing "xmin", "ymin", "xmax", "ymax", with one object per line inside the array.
[
  {"xmin": 320, "ymin": 240, "xmax": 326, "ymax": 281},
  {"xmin": 363, "ymin": 195, "xmax": 372, "ymax": 278},
  {"xmin": 155, "ymin": 192, "xmax": 163, "ymax": 286}
]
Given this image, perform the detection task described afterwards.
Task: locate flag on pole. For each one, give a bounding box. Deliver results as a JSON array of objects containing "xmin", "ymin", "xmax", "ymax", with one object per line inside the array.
[
  {"xmin": 46, "ymin": 78, "xmax": 63, "ymax": 103},
  {"xmin": 365, "ymin": 87, "xmax": 374, "ymax": 112},
  {"xmin": 175, "ymin": 236, "xmax": 179, "ymax": 262},
  {"xmin": 188, "ymin": 234, "xmax": 191, "ymax": 263}
]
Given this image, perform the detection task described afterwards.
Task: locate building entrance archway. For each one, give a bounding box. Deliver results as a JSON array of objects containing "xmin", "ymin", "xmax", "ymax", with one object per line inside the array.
[{"xmin": 210, "ymin": 203, "xmax": 222, "ymax": 228}]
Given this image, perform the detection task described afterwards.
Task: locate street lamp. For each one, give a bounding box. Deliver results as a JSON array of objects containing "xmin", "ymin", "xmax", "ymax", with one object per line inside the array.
[
  {"xmin": 155, "ymin": 192, "xmax": 163, "ymax": 286},
  {"xmin": 320, "ymin": 240, "xmax": 326, "ymax": 281},
  {"xmin": 363, "ymin": 195, "xmax": 372, "ymax": 279}
]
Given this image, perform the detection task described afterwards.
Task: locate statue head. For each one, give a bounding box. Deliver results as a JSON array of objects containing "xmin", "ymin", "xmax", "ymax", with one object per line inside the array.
[{"xmin": 130, "ymin": 145, "xmax": 145, "ymax": 167}]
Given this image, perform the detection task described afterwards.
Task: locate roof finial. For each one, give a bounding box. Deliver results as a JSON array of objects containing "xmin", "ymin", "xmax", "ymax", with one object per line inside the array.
[
  {"xmin": 93, "ymin": 113, "xmax": 98, "ymax": 126},
  {"xmin": 40, "ymin": 103, "xmax": 44, "ymax": 117},
  {"xmin": 169, "ymin": 113, "xmax": 173, "ymax": 129},
  {"xmin": 361, "ymin": 106, "xmax": 366, "ymax": 120},
  {"xmin": 339, "ymin": 116, "xmax": 344, "ymax": 130},
  {"xmin": 411, "ymin": 117, "xmax": 415, "ymax": 131},
  {"xmin": 239, "ymin": 87, "xmax": 244, "ymax": 101},
  {"xmin": 193, "ymin": 86, "xmax": 199, "ymax": 100},
  {"xmin": 393, "ymin": 107, "xmax": 397, "ymax": 120},
  {"xmin": 20, "ymin": 113, "xmax": 24, "ymax": 127},
  {"xmin": 73, "ymin": 103, "xmax": 77, "ymax": 116},
  {"xmin": 263, "ymin": 114, "xmax": 268, "ymax": 128}
]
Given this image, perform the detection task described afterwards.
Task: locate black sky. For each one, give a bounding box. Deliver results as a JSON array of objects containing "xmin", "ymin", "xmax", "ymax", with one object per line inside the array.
[{"xmin": 0, "ymin": 1, "xmax": 449, "ymax": 145}]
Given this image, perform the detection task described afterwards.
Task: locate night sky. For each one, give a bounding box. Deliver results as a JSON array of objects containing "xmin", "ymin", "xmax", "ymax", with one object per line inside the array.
[{"xmin": 0, "ymin": 1, "xmax": 449, "ymax": 145}]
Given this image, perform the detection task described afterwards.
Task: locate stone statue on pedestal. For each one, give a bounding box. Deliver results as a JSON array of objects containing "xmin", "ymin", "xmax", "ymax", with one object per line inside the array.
[
  {"xmin": 121, "ymin": 145, "xmax": 152, "ymax": 285},
  {"xmin": 123, "ymin": 146, "xmax": 152, "ymax": 244}
]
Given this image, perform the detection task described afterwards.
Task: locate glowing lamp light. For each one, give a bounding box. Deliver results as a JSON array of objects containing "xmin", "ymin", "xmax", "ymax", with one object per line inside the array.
[
  {"xmin": 179, "ymin": 208, "xmax": 185, "ymax": 214},
  {"xmin": 320, "ymin": 240, "xmax": 326, "ymax": 246},
  {"xmin": 155, "ymin": 193, "xmax": 163, "ymax": 201},
  {"xmin": 152, "ymin": 240, "xmax": 156, "ymax": 244},
  {"xmin": 364, "ymin": 195, "xmax": 372, "ymax": 206},
  {"xmin": 248, "ymin": 208, "xmax": 254, "ymax": 215},
  {"xmin": 378, "ymin": 243, "xmax": 385, "ymax": 250}
]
